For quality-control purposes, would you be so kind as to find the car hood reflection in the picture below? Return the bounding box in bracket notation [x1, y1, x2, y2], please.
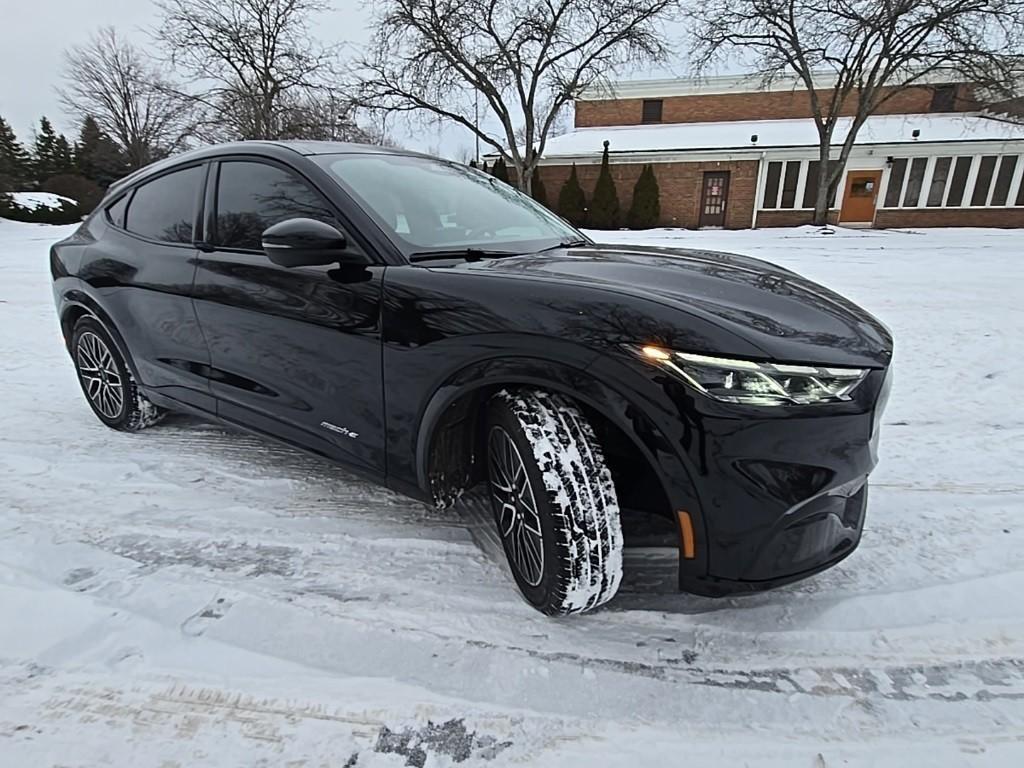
[454, 244, 893, 367]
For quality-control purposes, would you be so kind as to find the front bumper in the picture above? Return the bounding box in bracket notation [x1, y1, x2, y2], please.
[670, 367, 891, 596]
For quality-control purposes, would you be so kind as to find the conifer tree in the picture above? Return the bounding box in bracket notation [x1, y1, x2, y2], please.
[75, 116, 129, 188]
[588, 140, 620, 229]
[532, 168, 549, 209]
[0, 116, 31, 192]
[557, 163, 587, 226]
[627, 164, 661, 229]
[33, 117, 76, 182]
[490, 157, 510, 183]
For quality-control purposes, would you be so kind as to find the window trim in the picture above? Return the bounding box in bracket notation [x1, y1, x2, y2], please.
[206, 154, 375, 260]
[112, 161, 209, 249]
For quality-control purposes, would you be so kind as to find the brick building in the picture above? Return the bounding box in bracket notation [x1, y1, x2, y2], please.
[531, 73, 1024, 229]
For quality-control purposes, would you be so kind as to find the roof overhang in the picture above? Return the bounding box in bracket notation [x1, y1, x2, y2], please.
[578, 68, 964, 101]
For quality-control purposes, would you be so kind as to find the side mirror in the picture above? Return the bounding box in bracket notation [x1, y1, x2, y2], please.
[261, 218, 369, 268]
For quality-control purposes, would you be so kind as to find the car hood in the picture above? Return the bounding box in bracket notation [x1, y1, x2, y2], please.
[459, 243, 893, 368]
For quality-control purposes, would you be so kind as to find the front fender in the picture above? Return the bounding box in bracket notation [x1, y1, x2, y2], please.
[405, 348, 709, 582]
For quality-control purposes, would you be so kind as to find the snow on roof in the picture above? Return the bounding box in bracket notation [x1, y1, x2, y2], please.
[542, 113, 1024, 158]
[8, 192, 77, 210]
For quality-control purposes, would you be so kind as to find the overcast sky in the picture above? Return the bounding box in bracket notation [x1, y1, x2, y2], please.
[0, 0, 691, 157]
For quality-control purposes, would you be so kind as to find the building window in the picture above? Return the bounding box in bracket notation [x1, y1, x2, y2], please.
[780, 162, 801, 208]
[762, 162, 782, 208]
[882, 154, 1024, 209]
[946, 157, 973, 207]
[902, 158, 928, 207]
[990, 156, 1018, 206]
[926, 157, 953, 206]
[929, 84, 957, 112]
[761, 160, 806, 209]
[971, 156, 998, 206]
[641, 99, 663, 123]
[884, 159, 907, 208]
[802, 161, 840, 208]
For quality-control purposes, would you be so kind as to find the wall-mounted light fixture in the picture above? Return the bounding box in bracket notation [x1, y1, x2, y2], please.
[912, 129, 921, 140]
[750, 134, 759, 145]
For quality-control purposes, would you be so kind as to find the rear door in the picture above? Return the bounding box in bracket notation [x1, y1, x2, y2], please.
[80, 163, 215, 413]
[190, 157, 386, 474]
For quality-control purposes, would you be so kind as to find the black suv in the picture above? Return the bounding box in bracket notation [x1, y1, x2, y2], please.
[51, 141, 892, 615]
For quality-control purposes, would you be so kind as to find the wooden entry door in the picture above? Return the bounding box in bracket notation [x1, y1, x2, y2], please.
[839, 170, 882, 223]
[699, 171, 730, 228]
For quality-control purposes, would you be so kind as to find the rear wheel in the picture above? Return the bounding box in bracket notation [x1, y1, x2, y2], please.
[486, 389, 623, 615]
[71, 317, 165, 432]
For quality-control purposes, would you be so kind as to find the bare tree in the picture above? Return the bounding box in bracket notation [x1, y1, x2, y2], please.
[58, 27, 193, 169]
[153, 0, 365, 142]
[358, 0, 675, 193]
[687, 0, 1024, 224]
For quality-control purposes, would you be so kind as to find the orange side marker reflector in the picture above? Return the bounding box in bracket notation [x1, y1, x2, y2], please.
[677, 510, 696, 560]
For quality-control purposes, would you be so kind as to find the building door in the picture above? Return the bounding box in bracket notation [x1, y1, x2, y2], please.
[699, 171, 730, 228]
[839, 170, 883, 224]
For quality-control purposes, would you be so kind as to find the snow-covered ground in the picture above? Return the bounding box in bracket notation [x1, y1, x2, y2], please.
[6, 191, 76, 210]
[1, 219, 1022, 766]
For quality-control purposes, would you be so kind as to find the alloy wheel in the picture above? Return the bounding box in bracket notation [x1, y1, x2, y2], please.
[75, 331, 125, 420]
[487, 426, 545, 586]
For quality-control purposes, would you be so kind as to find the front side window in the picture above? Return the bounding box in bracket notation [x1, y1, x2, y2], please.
[125, 165, 203, 243]
[313, 153, 581, 256]
[214, 161, 342, 251]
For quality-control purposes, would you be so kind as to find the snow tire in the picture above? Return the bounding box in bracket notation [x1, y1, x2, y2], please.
[486, 389, 623, 616]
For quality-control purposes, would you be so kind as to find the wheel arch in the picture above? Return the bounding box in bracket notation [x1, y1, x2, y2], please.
[59, 294, 142, 382]
[415, 355, 683, 526]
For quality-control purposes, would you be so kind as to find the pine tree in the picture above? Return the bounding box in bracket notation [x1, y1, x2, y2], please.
[481, 159, 489, 174]
[0, 116, 31, 192]
[54, 134, 75, 176]
[627, 164, 661, 229]
[33, 117, 60, 182]
[532, 168, 549, 209]
[76, 116, 129, 188]
[588, 140, 620, 229]
[32, 117, 76, 183]
[557, 163, 587, 226]
[491, 157, 510, 183]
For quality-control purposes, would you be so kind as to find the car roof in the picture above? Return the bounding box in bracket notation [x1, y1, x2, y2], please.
[106, 139, 428, 197]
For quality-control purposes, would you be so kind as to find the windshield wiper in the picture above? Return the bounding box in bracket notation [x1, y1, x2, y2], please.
[536, 238, 591, 253]
[409, 248, 521, 263]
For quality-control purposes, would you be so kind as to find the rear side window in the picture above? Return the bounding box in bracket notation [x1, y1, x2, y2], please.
[214, 161, 341, 251]
[105, 194, 129, 228]
[125, 165, 203, 243]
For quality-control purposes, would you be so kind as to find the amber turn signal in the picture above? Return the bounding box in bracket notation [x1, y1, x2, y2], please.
[677, 510, 696, 560]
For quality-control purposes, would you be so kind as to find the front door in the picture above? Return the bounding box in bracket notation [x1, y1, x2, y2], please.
[699, 171, 730, 228]
[191, 158, 386, 475]
[839, 170, 882, 223]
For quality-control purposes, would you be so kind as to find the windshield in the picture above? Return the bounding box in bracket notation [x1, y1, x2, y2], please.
[313, 152, 585, 257]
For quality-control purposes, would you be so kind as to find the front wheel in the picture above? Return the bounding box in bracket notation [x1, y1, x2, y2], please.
[486, 389, 623, 615]
[71, 317, 165, 432]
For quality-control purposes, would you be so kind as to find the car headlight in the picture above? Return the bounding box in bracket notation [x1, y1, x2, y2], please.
[631, 346, 869, 406]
